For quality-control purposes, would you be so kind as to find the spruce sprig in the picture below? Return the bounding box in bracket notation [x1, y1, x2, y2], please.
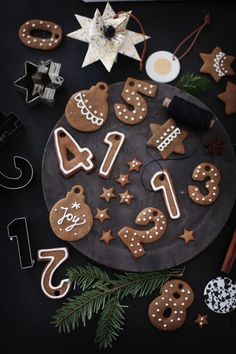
[176, 72, 211, 95]
[52, 265, 184, 349]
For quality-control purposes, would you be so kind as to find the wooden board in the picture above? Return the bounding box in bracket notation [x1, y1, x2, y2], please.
[42, 82, 236, 272]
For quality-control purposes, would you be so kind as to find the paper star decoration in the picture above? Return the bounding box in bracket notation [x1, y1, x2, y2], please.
[100, 187, 115, 202]
[116, 173, 130, 188]
[67, 3, 149, 72]
[119, 190, 134, 205]
[94, 208, 110, 223]
[147, 119, 188, 159]
[127, 158, 143, 172]
[100, 230, 115, 245]
[179, 229, 195, 244]
[194, 314, 209, 328]
[199, 46, 235, 82]
[218, 81, 236, 115]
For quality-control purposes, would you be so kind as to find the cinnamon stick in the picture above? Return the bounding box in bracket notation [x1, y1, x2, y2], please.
[221, 227, 236, 274]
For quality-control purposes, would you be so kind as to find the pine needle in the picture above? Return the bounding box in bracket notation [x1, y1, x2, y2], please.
[176, 73, 211, 96]
[52, 265, 184, 348]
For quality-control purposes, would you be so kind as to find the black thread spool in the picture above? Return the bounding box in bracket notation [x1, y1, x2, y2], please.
[163, 96, 215, 130]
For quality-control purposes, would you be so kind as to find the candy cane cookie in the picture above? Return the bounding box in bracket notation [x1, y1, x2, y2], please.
[188, 162, 221, 205]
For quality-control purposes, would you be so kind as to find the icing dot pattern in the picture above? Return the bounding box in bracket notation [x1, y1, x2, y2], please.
[118, 207, 167, 258]
[188, 162, 221, 205]
[18, 19, 63, 50]
[114, 77, 157, 125]
[148, 279, 194, 331]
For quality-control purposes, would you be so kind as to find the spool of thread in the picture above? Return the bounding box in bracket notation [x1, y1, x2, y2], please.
[163, 96, 215, 130]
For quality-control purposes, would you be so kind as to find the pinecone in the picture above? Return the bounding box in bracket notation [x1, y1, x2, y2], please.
[204, 136, 224, 155]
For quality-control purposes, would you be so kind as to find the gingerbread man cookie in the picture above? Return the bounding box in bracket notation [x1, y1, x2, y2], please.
[114, 77, 157, 125]
[147, 119, 188, 159]
[65, 82, 109, 132]
[151, 170, 180, 219]
[49, 185, 93, 241]
[38, 247, 70, 299]
[148, 279, 194, 331]
[18, 19, 63, 50]
[188, 163, 221, 205]
[118, 207, 167, 258]
[54, 127, 94, 177]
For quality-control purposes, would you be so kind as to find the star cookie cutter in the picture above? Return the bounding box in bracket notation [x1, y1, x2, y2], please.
[14, 60, 64, 104]
[0, 111, 23, 147]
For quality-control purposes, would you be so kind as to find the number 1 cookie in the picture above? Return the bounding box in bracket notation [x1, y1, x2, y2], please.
[114, 77, 157, 125]
[65, 82, 109, 132]
[49, 185, 93, 241]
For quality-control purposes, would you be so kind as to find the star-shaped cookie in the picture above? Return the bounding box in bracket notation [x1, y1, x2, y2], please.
[199, 47, 235, 82]
[179, 229, 195, 244]
[94, 208, 110, 223]
[100, 187, 115, 202]
[194, 314, 209, 328]
[218, 81, 236, 115]
[119, 190, 134, 205]
[99, 230, 115, 245]
[127, 158, 143, 172]
[116, 173, 130, 188]
[147, 119, 188, 159]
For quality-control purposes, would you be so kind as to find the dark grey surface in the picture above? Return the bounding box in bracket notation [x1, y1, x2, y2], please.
[42, 82, 236, 272]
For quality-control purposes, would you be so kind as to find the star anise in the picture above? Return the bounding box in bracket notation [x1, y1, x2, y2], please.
[204, 136, 224, 155]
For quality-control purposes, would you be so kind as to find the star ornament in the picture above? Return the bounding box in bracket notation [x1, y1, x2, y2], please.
[218, 81, 236, 115]
[200, 46, 235, 82]
[67, 3, 149, 72]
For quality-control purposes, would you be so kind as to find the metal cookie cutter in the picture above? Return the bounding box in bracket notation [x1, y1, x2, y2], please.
[14, 60, 64, 104]
[0, 111, 23, 147]
[7, 217, 34, 269]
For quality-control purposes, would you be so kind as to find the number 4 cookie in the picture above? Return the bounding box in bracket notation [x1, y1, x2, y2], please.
[114, 77, 157, 125]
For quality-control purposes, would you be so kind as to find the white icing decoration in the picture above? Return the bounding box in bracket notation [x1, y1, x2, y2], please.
[57, 206, 87, 232]
[74, 92, 104, 126]
[213, 51, 227, 77]
[151, 170, 181, 219]
[157, 127, 181, 152]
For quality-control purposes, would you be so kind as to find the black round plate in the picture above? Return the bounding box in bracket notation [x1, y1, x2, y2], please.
[42, 82, 236, 272]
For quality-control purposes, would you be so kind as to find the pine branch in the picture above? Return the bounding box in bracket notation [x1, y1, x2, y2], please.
[52, 266, 184, 348]
[176, 73, 211, 95]
[95, 295, 126, 349]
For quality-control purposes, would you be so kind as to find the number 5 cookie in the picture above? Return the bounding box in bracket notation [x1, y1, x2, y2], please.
[65, 82, 109, 132]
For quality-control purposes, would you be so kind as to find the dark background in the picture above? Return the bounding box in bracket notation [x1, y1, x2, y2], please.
[0, 1, 235, 353]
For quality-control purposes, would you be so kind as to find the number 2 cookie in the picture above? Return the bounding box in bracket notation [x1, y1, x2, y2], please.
[49, 185, 93, 241]
[188, 162, 221, 205]
[65, 82, 109, 132]
[114, 77, 157, 125]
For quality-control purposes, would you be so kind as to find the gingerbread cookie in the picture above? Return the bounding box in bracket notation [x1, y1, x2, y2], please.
[151, 170, 180, 219]
[118, 207, 167, 258]
[49, 185, 93, 241]
[179, 229, 195, 244]
[18, 19, 63, 50]
[114, 77, 157, 125]
[54, 127, 94, 177]
[119, 190, 134, 205]
[148, 279, 194, 331]
[94, 208, 110, 223]
[147, 119, 188, 159]
[65, 82, 109, 132]
[199, 47, 235, 82]
[127, 158, 143, 172]
[100, 230, 115, 245]
[218, 81, 236, 115]
[188, 163, 221, 205]
[194, 314, 209, 328]
[38, 247, 70, 299]
[99, 131, 125, 178]
[116, 173, 130, 188]
[100, 187, 115, 202]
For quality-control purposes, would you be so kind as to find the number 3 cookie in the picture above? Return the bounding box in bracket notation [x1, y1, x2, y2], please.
[49, 185, 93, 241]
[148, 279, 194, 331]
[65, 83, 109, 132]
[188, 162, 221, 205]
[114, 77, 157, 125]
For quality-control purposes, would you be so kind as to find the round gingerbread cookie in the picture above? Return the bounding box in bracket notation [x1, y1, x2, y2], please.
[65, 82, 109, 132]
[204, 276, 236, 314]
[148, 279, 194, 331]
[49, 185, 93, 242]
